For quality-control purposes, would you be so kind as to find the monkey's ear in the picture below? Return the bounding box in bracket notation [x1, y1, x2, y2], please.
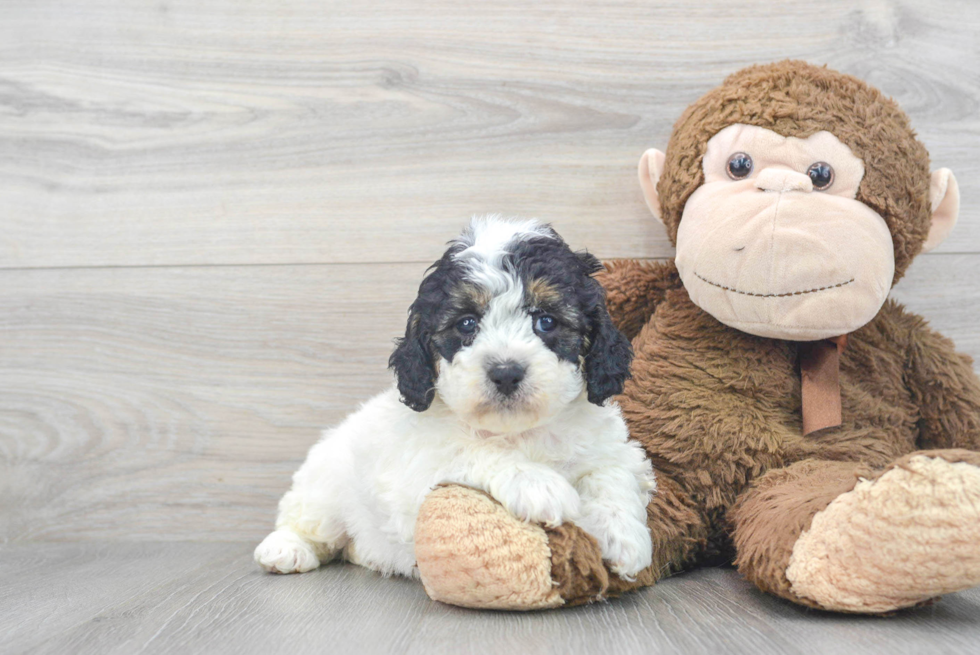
[922, 168, 960, 253]
[388, 314, 436, 412]
[584, 302, 634, 406]
[638, 148, 667, 224]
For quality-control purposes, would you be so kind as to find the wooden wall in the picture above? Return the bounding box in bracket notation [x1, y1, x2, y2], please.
[2, 0, 979, 542]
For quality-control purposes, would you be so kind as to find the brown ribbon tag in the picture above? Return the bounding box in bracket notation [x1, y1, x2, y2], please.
[799, 335, 848, 436]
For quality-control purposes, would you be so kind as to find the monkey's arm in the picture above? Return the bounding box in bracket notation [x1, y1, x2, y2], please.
[596, 259, 682, 340]
[414, 469, 709, 609]
[905, 317, 980, 450]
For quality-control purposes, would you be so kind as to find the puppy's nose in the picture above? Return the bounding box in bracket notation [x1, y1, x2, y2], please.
[488, 361, 525, 396]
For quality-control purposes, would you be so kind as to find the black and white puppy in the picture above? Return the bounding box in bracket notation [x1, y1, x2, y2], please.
[255, 217, 655, 579]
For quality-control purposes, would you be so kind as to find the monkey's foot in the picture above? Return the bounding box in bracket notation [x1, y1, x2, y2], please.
[414, 485, 564, 610]
[786, 451, 980, 613]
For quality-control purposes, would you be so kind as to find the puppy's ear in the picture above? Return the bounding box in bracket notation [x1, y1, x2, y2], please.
[388, 311, 436, 412]
[584, 286, 633, 405]
[576, 250, 604, 276]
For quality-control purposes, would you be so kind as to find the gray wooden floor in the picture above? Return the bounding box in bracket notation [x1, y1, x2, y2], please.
[2, 0, 980, 652]
[1, 543, 978, 655]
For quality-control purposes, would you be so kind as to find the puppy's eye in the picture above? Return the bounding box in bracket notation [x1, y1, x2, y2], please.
[806, 162, 834, 190]
[455, 316, 479, 335]
[534, 315, 557, 333]
[726, 152, 753, 179]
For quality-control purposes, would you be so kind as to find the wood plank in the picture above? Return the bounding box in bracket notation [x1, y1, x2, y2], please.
[2, 0, 978, 269]
[0, 262, 416, 542]
[0, 542, 248, 654]
[1, 543, 978, 655]
[891, 254, 980, 357]
[1, 253, 978, 542]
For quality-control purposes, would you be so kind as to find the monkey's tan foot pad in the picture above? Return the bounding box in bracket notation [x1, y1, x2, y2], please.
[415, 485, 564, 610]
[786, 453, 980, 613]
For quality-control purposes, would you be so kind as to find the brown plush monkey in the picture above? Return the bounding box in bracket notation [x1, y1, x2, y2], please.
[413, 61, 980, 614]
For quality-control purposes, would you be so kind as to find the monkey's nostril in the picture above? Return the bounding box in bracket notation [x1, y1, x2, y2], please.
[734, 246, 746, 252]
[488, 361, 525, 397]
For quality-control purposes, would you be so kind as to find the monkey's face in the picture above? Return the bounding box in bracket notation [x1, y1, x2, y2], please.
[673, 124, 894, 340]
[639, 62, 961, 342]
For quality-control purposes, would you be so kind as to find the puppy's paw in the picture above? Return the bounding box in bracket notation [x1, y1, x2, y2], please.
[496, 472, 581, 528]
[254, 529, 321, 574]
[606, 522, 653, 579]
[581, 513, 653, 579]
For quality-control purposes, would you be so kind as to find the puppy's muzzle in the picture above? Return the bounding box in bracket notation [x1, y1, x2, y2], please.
[487, 360, 525, 397]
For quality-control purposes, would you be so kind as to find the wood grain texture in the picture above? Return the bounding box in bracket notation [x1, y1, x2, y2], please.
[1, 543, 978, 655]
[0, 263, 411, 541]
[1, 1, 980, 642]
[1, 254, 978, 542]
[1, 0, 979, 268]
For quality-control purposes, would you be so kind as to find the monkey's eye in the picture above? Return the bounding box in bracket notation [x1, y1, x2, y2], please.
[726, 152, 753, 179]
[455, 316, 479, 335]
[534, 315, 557, 334]
[807, 162, 834, 190]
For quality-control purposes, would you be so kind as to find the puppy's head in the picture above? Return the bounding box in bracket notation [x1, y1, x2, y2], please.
[389, 216, 633, 433]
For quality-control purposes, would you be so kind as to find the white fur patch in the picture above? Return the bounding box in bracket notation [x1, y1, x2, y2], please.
[452, 215, 553, 294]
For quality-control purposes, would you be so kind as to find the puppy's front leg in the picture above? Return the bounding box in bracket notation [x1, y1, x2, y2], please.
[491, 464, 582, 528]
[459, 456, 582, 528]
[574, 447, 655, 579]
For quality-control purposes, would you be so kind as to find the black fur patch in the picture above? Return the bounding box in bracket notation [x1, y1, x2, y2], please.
[509, 233, 633, 404]
[389, 225, 633, 411]
[389, 242, 468, 411]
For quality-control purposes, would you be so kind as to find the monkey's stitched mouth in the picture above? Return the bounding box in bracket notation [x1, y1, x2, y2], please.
[694, 272, 855, 298]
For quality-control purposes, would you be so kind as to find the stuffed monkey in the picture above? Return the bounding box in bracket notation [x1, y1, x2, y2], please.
[413, 61, 980, 614]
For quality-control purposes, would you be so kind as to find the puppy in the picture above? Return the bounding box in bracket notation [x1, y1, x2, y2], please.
[254, 217, 655, 579]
